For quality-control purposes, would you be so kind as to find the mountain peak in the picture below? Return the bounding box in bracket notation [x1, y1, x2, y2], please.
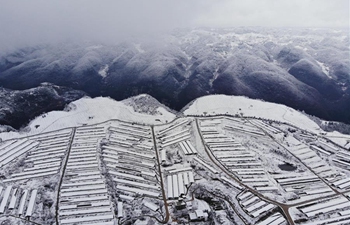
[122, 93, 178, 117]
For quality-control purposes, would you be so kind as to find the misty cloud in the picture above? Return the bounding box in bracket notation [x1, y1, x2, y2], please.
[0, 0, 348, 52]
[194, 0, 349, 28]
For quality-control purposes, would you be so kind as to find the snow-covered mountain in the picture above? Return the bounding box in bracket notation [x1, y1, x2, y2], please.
[184, 94, 322, 133]
[0, 83, 85, 129]
[0, 94, 176, 140]
[1, 93, 350, 153]
[0, 27, 349, 124]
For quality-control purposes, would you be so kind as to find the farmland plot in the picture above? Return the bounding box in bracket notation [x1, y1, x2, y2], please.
[0, 129, 75, 224]
[165, 168, 195, 199]
[197, 116, 345, 205]
[101, 121, 165, 223]
[198, 117, 278, 191]
[3, 129, 73, 183]
[332, 143, 350, 170]
[256, 212, 287, 225]
[156, 118, 192, 149]
[284, 139, 340, 180]
[155, 118, 211, 202]
[58, 125, 115, 225]
[154, 118, 204, 171]
[290, 196, 350, 225]
[1, 107, 350, 225]
[237, 191, 279, 219]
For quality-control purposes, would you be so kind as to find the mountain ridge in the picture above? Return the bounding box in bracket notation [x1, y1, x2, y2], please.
[0, 83, 85, 129]
[1, 93, 350, 151]
[0, 27, 349, 123]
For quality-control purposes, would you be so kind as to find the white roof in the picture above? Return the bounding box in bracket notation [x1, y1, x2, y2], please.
[195, 209, 204, 217]
[189, 213, 197, 220]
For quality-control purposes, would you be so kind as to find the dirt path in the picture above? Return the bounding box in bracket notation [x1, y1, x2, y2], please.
[54, 127, 76, 225]
[151, 126, 170, 224]
[194, 118, 295, 225]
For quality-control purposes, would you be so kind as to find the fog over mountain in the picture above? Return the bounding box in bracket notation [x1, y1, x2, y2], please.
[0, 0, 349, 128]
[0, 0, 348, 53]
[1, 27, 349, 126]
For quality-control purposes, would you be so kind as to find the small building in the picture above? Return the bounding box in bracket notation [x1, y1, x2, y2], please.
[175, 199, 186, 210]
[143, 200, 159, 212]
[25, 189, 37, 219]
[186, 201, 193, 210]
[117, 202, 123, 218]
[160, 150, 166, 164]
[195, 209, 204, 219]
[189, 210, 208, 222]
[189, 212, 198, 221]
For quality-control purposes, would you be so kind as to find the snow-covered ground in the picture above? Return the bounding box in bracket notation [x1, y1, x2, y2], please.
[325, 131, 350, 148]
[316, 60, 331, 78]
[184, 95, 322, 133]
[1, 93, 350, 225]
[98, 64, 109, 77]
[0, 96, 176, 140]
[2, 94, 347, 142]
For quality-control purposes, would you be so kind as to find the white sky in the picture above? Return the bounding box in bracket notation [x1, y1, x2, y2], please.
[0, 0, 348, 51]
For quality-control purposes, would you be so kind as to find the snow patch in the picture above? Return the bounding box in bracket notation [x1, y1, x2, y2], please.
[98, 65, 109, 78]
[134, 94, 149, 99]
[156, 107, 174, 119]
[295, 45, 308, 51]
[134, 43, 145, 53]
[316, 60, 331, 78]
[86, 45, 103, 50]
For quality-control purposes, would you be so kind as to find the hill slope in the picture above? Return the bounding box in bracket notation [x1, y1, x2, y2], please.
[0, 94, 176, 140]
[0, 83, 85, 129]
[184, 94, 321, 133]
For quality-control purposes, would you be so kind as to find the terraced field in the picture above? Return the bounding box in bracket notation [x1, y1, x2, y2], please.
[0, 115, 350, 225]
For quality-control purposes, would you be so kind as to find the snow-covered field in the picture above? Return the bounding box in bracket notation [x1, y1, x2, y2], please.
[184, 95, 322, 133]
